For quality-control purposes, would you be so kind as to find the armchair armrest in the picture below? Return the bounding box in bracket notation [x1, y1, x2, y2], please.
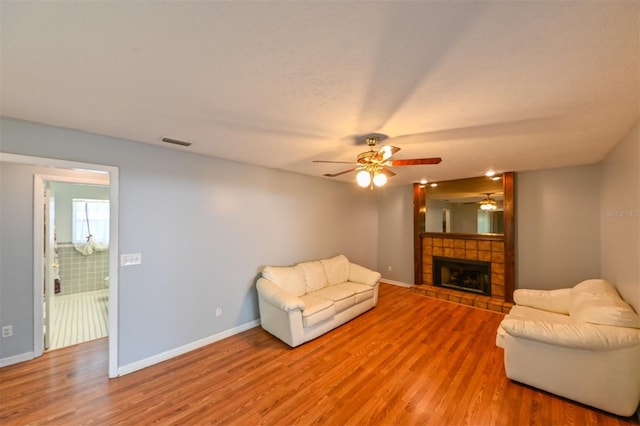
[513, 288, 571, 314]
[500, 318, 640, 350]
[256, 278, 306, 312]
[348, 263, 381, 287]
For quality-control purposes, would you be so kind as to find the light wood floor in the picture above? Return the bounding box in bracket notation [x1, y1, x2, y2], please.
[1, 283, 638, 425]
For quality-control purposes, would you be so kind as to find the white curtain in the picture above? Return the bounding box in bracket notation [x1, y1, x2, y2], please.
[72, 199, 109, 255]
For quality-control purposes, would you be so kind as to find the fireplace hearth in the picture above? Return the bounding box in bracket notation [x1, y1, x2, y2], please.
[433, 256, 491, 296]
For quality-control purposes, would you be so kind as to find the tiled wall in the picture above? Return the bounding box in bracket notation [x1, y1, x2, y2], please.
[422, 235, 505, 301]
[56, 244, 109, 295]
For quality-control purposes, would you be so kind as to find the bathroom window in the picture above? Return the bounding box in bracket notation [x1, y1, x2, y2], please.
[72, 199, 110, 244]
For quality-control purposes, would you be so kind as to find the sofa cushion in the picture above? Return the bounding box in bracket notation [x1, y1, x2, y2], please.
[334, 282, 374, 303]
[310, 286, 355, 312]
[571, 278, 617, 296]
[570, 279, 640, 329]
[262, 266, 306, 297]
[321, 255, 350, 285]
[296, 261, 329, 293]
[499, 316, 640, 350]
[299, 295, 335, 327]
[513, 288, 571, 314]
[348, 263, 382, 286]
[571, 296, 640, 329]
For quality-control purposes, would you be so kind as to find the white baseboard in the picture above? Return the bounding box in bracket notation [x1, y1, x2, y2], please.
[0, 351, 35, 367]
[380, 279, 412, 288]
[117, 319, 261, 377]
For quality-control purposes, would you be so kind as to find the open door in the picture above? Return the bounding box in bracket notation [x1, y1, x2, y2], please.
[43, 185, 57, 351]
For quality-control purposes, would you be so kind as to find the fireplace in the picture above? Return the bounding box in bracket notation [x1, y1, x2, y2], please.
[433, 256, 491, 296]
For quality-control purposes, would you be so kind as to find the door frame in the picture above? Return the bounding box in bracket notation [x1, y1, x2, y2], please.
[0, 153, 119, 378]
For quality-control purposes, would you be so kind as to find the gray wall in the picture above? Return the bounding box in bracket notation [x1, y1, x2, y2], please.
[376, 185, 414, 284]
[0, 117, 378, 366]
[450, 203, 478, 234]
[516, 164, 602, 290]
[600, 123, 639, 312]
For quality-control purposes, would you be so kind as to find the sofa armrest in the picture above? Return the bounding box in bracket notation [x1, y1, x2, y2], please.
[513, 288, 571, 314]
[500, 318, 640, 350]
[256, 278, 306, 312]
[348, 263, 381, 287]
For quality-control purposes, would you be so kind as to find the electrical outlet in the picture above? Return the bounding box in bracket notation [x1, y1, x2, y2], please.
[2, 325, 13, 338]
[388, 265, 392, 272]
[215, 308, 223, 317]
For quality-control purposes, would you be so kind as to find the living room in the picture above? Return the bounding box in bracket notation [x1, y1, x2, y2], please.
[0, 1, 638, 424]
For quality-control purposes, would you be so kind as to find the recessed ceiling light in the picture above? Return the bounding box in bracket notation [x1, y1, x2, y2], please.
[485, 170, 496, 177]
[430, 183, 438, 187]
[420, 179, 428, 184]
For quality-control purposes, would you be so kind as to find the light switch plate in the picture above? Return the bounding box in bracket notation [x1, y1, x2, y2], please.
[121, 253, 142, 266]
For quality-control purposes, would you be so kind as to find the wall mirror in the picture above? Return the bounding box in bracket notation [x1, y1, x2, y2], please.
[425, 176, 504, 234]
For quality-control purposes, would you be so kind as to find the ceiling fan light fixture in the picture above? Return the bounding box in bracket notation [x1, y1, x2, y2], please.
[373, 172, 387, 187]
[479, 193, 498, 211]
[356, 170, 371, 187]
[480, 202, 497, 211]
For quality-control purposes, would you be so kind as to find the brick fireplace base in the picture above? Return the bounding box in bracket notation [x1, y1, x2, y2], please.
[410, 285, 513, 313]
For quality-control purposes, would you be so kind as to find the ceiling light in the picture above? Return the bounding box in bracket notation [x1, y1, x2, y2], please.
[373, 172, 387, 187]
[485, 170, 496, 177]
[356, 170, 371, 187]
[479, 193, 498, 210]
[430, 183, 438, 187]
[480, 201, 497, 211]
[420, 179, 428, 185]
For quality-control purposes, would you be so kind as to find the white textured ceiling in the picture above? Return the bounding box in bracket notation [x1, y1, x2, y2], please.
[1, 1, 638, 186]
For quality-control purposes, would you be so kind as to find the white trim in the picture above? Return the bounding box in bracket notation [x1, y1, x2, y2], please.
[117, 320, 261, 377]
[33, 176, 45, 357]
[1, 153, 119, 378]
[381, 279, 412, 288]
[0, 351, 36, 368]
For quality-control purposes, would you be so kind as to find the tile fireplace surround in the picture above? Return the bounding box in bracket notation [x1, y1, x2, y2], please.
[411, 234, 513, 313]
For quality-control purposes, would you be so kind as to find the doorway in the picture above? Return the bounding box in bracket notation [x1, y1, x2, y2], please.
[44, 181, 111, 351]
[0, 153, 119, 378]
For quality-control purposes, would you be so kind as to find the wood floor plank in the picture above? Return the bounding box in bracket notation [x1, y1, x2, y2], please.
[1, 283, 638, 425]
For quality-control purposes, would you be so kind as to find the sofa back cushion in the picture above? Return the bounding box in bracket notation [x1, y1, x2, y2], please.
[262, 266, 306, 297]
[321, 255, 350, 285]
[570, 279, 640, 329]
[296, 261, 328, 292]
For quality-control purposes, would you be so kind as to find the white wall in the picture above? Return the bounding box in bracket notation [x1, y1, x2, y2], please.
[376, 185, 414, 284]
[0, 117, 378, 367]
[516, 164, 602, 290]
[600, 123, 639, 312]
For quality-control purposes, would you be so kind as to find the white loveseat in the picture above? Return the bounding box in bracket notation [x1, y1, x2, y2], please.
[256, 255, 381, 347]
[496, 279, 640, 416]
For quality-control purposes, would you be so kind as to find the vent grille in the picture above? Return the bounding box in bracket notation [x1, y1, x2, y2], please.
[161, 137, 192, 147]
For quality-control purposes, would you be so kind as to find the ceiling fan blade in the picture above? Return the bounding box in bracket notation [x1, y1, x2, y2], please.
[380, 167, 396, 177]
[313, 160, 357, 164]
[323, 167, 359, 178]
[390, 157, 442, 166]
[377, 145, 401, 161]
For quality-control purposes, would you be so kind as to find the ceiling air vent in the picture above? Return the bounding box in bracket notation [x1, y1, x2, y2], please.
[161, 137, 192, 147]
